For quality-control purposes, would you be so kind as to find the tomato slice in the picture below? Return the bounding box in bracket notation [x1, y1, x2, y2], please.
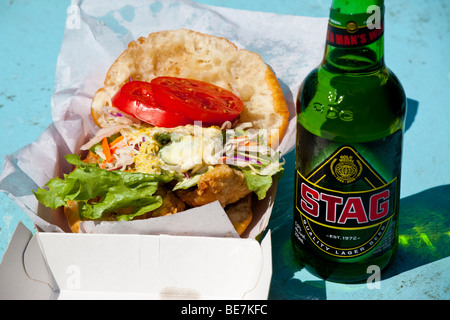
[111, 81, 192, 128]
[150, 77, 244, 124]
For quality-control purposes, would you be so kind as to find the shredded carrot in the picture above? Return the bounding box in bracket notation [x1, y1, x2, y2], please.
[239, 140, 258, 147]
[109, 135, 125, 154]
[102, 137, 114, 163]
[219, 156, 229, 163]
[109, 135, 124, 148]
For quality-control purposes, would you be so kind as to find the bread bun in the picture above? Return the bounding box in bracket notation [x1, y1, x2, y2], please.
[91, 29, 289, 146]
[225, 195, 253, 236]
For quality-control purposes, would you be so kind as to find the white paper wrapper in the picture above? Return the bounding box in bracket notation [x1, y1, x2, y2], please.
[0, 0, 327, 238]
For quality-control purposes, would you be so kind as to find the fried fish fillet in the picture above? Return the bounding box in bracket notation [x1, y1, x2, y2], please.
[175, 164, 252, 208]
[146, 186, 186, 218]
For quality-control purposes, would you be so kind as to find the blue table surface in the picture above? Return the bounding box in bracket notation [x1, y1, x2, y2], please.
[0, 0, 449, 300]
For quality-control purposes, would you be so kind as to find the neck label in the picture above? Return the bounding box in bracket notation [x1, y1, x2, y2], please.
[327, 6, 384, 48]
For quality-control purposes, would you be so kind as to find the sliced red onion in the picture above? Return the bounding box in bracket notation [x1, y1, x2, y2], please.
[110, 111, 123, 117]
[108, 166, 123, 171]
[229, 155, 261, 165]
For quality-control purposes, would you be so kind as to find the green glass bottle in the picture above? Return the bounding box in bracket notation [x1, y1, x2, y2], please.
[292, 0, 406, 283]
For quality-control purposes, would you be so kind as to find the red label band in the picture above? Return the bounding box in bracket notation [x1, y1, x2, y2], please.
[326, 20, 384, 48]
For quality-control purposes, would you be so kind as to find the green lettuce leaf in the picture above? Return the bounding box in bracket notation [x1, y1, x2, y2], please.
[241, 165, 284, 200]
[172, 174, 202, 191]
[34, 154, 175, 221]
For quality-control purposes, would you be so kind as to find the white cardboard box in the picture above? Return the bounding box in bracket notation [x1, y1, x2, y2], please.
[0, 222, 272, 300]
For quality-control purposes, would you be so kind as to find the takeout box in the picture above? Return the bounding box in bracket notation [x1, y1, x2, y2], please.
[0, 0, 327, 300]
[0, 221, 272, 300]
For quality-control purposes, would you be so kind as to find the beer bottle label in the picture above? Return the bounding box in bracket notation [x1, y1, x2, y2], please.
[294, 126, 402, 259]
[326, 6, 384, 48]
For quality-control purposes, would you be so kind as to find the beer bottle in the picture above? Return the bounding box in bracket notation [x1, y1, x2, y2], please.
[292, 0, 406, 283]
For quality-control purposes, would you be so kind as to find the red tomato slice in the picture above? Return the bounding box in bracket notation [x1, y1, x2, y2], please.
[111, 81, 192, 128]
[150, 77, 244, 124]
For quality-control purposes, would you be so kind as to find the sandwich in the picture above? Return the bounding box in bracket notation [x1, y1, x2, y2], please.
[34, 29, 289, 236]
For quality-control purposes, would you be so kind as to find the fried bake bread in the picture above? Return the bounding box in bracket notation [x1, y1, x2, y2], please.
[91, 29, 289, 147]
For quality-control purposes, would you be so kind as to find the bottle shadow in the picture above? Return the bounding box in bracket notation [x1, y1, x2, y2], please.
[268, 150, 327, 300]
[267, 150, 449, 299]
[382, 184, 450, 279]
[405, 98, 418, 132]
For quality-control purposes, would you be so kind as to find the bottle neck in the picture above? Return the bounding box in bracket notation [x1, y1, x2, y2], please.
[322, 0, 385, 73]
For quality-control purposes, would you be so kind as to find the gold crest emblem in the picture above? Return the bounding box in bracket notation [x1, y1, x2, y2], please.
[331, 155, 362, 184]
[346, 21, 359, 33]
